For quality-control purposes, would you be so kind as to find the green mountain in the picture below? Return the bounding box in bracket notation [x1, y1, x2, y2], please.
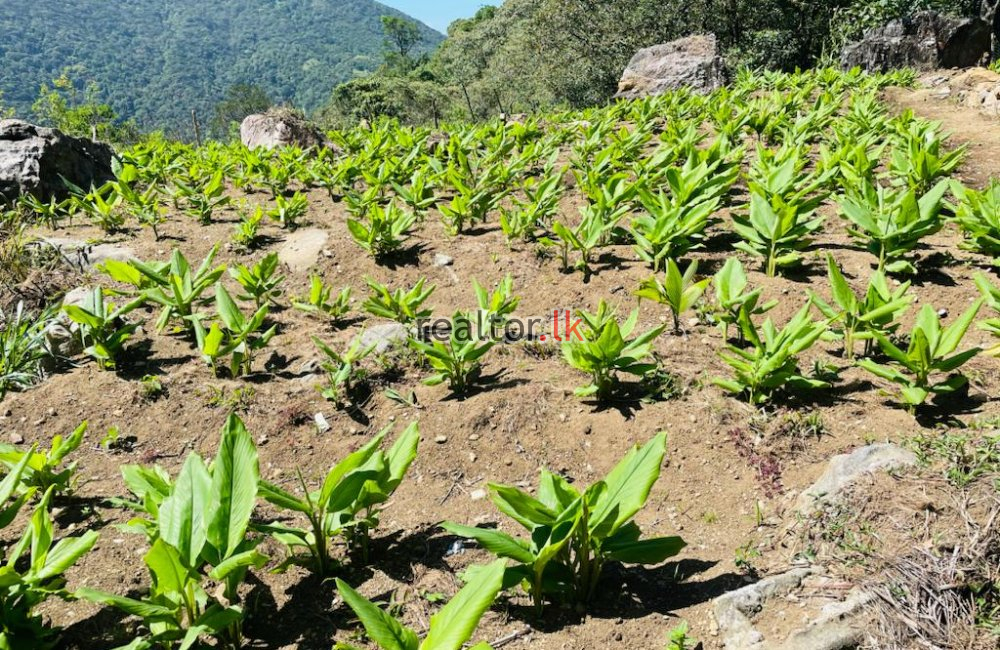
[0, 0, 442, 133]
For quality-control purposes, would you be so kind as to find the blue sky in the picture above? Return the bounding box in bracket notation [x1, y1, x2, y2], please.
[380, 0, 488, 33]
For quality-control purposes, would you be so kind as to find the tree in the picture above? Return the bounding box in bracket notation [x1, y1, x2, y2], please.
[212, 83, 273, 139]
[381, 15, 424, 71]
[31, 69, 137, 143]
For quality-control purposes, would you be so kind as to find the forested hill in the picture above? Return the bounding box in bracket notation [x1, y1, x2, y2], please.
[0, 0, 441, 133]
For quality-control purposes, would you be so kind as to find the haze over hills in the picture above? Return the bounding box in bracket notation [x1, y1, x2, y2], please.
[0, 0, 442, 133]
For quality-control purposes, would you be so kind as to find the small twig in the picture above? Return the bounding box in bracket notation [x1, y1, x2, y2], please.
[491, 627, 531, 649]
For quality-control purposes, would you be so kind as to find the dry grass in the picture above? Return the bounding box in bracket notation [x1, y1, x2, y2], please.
[865, 491, 1000, 649]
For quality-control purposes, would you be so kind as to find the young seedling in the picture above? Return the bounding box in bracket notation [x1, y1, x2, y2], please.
[292, 276, 352, 322]
[190, 284, 277, 377]
[409, 312, 495, 395]
[347, 201, 417, 261]
[443, 433, 684, 614]
[62, 287, 146, 370]
[635, 259, 711, 334]
[712, 258, 776, 343]
[809, 254, 913, 360]
[362, 278, 434, 324]
[0, 422, 86, 496]
[258, 422, 419, 574]
[714, 303, 831, 405]
[131, 245, 226, 333]
[840, 179, 948, 275]
[228, 252, 285, 308]
[313, 335, 375, 409]
[733, 190, 824, 277]
[267, 191, 308, 230]
[561, 306, 664, 399]
[2, 487, 98, 648]
[952, 180, 1000, 265]
[334, 559, 505, 650]
[857, 301, 983, 412]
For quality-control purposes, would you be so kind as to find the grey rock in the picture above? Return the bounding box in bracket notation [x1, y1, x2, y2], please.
[42, 238, 136, 271]
[615, 34, 727, 99]
[775, 589, 872, 650]
[433, 253, 454, 267]
[360, 323, 410, 354]
[795, 444, 917, 515]
[714, 568, 815, 650]
[0, 120, 114, 203]
[841, 11, 990, 72]
[240, 109, 329, 151]
[277, 228, 328, 273]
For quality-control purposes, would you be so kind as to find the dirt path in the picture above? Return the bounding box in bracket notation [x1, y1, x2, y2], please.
[885, 84, 1000, 188]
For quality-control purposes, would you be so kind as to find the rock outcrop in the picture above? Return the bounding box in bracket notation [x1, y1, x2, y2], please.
[0, 120, 114, 203]
[841, 11, 991, 72]
[240, 108, 328, 150]
[615, 34, 727, 99]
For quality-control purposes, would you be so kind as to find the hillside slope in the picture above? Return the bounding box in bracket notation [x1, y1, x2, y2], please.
[0, 0, 441, 132]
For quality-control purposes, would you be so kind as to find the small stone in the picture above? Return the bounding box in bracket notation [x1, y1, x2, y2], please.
[433, 253, 454, 267]
[938, 308, 949, 318]
[314, 413, 330, 433]
[8, 433, 23, 444]
[258, 435, 269, 446]
[468, 433, 480, 441]
[435, 435, 448, 444]
[470, 489, 487, 501]
[468, 452, 477, 463]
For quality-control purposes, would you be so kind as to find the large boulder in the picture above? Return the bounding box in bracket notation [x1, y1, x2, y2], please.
[240, 108, 327, 150]
[615, 34, 727, 99]
[841, 11, 991, 72]
[985, 0, 1000, 56]
[0, 120, 114, 203]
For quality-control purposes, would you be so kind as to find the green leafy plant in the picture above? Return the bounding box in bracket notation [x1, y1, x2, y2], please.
[232, 204, 264, 250]
[362, 278, 434, 324]
[952, 180, 1000, 265]
[443, 433, 684, 613]
[809, 254, 913, 360]
[0, 486, 98, 649]
[0, 302, 53, 399]
[0, 423, 86, 496]
[258, 422, 419, 574]
[712, 258, 776, 343]
[888, 120, 965, 192]
[733, 190, 824, 276]
[500, 172, 564, 243]
[190, 284, 277, 377]
[472, 275, 519, 329]
[347, 201, 417, 260]
[313, 335, 375, 408]
[409, 312, 495, 394]
[79, 414, 265, 650]
[561, 305, 664, 399]
[714, 303, 830, 404]
[62, 287, 145, 370]
[228, 252, 284, 308]
[292, 276, 351, 322]
[170, 169, 230, 225]
[840, 179, 948, 275]
[267, 191, 309, 230]
[857, 302, 983, 412]
[131, 246, 226, 333]
[635, 259, 711, 334]
[630, 191, 716, 271]
[333, 558, 504, 650]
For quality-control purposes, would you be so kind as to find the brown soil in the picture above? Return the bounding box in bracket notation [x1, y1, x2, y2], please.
[5, 81, 1000, 650]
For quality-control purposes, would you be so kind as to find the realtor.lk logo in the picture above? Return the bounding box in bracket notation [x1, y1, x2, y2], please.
[417, 310, 585, 344]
